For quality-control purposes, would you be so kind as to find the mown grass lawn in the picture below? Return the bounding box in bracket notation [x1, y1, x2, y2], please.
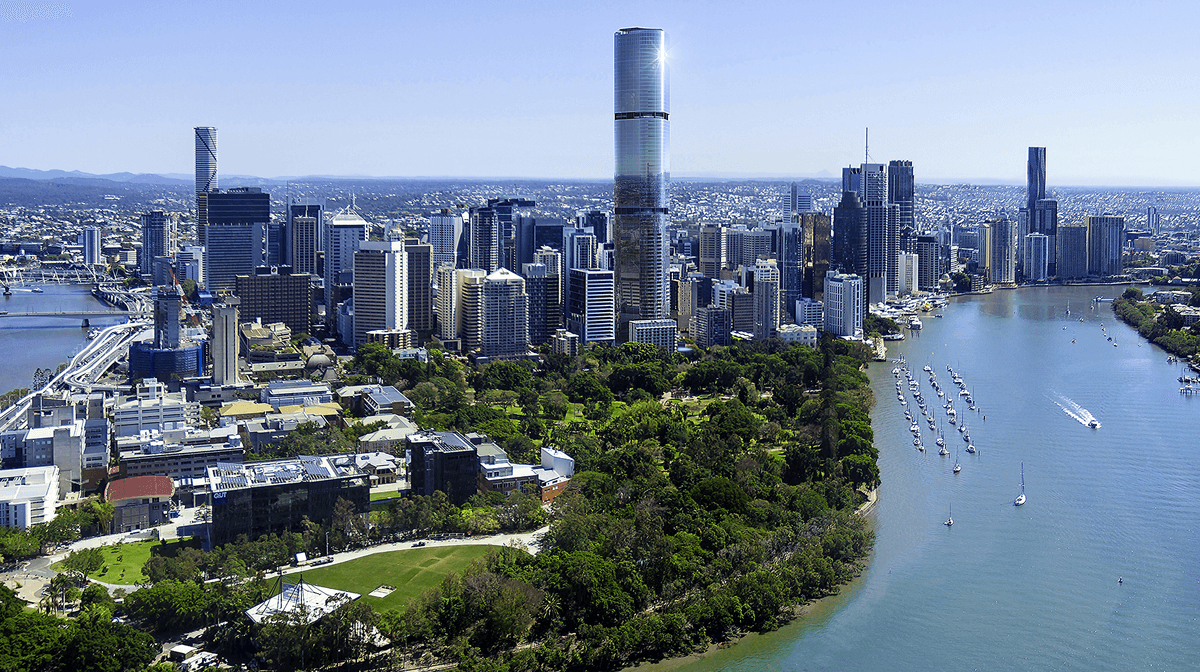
[294, 544, 502, 612]
[54, 537, 196, 585]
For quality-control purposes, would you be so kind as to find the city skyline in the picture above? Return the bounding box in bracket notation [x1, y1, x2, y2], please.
[3, 1, 1200, 185]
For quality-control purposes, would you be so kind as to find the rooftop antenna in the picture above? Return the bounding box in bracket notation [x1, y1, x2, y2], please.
[865, 127, 871, 163]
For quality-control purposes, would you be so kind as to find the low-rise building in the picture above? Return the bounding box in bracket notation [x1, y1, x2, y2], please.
[777, 323, 819, 348]
[206, 456, 370, 548]
[0, 466, 59, 529]
[406, 431, 479, 506]
[106, 475, 174, 533]
[112, 378, 200, 438]
[119, 435, 245, 480]
[260, 380, 333, 410]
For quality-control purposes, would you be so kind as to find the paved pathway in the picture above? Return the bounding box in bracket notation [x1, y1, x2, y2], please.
[281, 526, 548, 576]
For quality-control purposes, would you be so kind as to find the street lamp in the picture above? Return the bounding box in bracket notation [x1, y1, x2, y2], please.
[325, 530, 330, 559]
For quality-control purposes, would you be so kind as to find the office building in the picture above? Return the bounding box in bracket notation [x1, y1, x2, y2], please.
[140, 211, 176, 276]
[1, 422, 85, 495]
[789, 182, 813, 219]
[407, 431, 479, 506]
[429, 209, 464, 268]
[285, 202, 322, 277]
[823, 271, 863, 339]
[206, 456, 370, 547]
[204, 188, 270, 292]
[1032, 199, 1059, 276]
[0, 466, 59, 529]
[195, 127, 217, 244]
[211, 298, 239, 385]
[324, 207, 367, 320]
[130, 287, 203, 381]
[854, 163, 898, 302]
[888, 160, 915, 244]
[833, 191, 868, 277]
[914, 235, 941, 291]
[1024, 233, 1050, 281]
[752, 258, 780, 339]
[614, 27, 671, 335]
[567, 268, 616, 345]
[691, 306, 731, 348]
[795, 298, 823, 327]
[564, 226, 598, 271]
[1056, 224, 1088, 279]
[468, 205, 501, 272]
[522, 263, 558, 346]
[577, 210, 610, 245]
[352, 241, 407, 349]
[533, 247, 563, 320]
[80, 226, 102, 265]
[802, 212, 833, 303]
[176, 246, 203, 285]
[406, 240, 434, 333]
[1027, 147, 1046, 216]
[628, 319, 677, 349]
[235, 267, 313, 336]
[476, 268, 529, 360]
[1086, 215, 1125, 277]
[152, 256, 175, 288]
[991, 217, 1017, 284]
[698, 224, 725, 278]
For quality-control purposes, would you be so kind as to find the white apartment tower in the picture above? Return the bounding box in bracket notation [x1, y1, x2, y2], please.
[480, 268, 529, 359]
[352, 240, 408, 349]
[824, 271, 863, 339]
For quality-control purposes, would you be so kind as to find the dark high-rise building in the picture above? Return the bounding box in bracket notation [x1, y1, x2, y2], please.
[139, 211, 175, 277]
[802, 212, 832, 303]
[614, 27, 670, 336]
[888, 160, 915, 246]
[291, 216, 320, 277]
[577, 210, 610, 245]
[204, 188, 270, 292]
[1086, 215, 1125, 277]
[195, 127, 217, 245]
[468, 205, 500, 272]
[1027, 147, 1046, 216]
[1033, 198, 1059, 276]
[234, 267, 313, 336]
[522, 263, 557, 346]
[406, 239, 434, 333]
[915, 235, 942, 291]
[286, 200, 324, 271]
[833, 191, 868, 277]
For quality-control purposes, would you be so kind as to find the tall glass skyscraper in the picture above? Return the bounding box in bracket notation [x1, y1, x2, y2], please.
[1027, 147, 1046, 214]
[195, 127, 217, 245]
[614, 27, 670, 334]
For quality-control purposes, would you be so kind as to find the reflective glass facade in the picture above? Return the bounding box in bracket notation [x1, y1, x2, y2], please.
[614, 27, 670, 333]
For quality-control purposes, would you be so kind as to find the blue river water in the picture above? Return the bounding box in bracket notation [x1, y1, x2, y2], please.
[0, 284, 126, 394]
[647, 284, 1200, 671]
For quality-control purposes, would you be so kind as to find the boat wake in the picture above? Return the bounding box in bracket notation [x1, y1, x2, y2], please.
[1048, 392, 1100, 428]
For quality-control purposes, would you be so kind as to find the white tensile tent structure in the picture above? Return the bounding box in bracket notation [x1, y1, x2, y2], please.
[245, 577, 361, 625]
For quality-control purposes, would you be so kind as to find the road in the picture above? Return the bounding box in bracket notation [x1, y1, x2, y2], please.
[0, 319, 151, 430]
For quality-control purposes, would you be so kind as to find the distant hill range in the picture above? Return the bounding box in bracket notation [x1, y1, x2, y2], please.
[0, 165, 191, 186]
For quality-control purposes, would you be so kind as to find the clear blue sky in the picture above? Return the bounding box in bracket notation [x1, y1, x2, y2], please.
[2, 0, 1198, 185]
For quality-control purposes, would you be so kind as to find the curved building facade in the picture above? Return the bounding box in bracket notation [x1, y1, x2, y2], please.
[614, 27, 670, 335]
